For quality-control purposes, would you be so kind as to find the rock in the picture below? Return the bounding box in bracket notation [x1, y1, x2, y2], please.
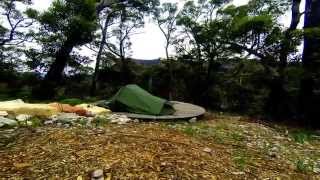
[44, 120, 54, 125]
[133, 119, 140, 123]
[189, 117, 197, 123]
[16, 114, 32, 122]
[203, 147, 212, 153]
[0, 117, 18, 128]
[268, 151, 278, 158]
[313, 168, 320, 174]
[49, 115, 58, 121]
[108, 114, 132, 125]
[91, 169, 104, 180]
[0, 111, 8, 117]
[55, 113, 80, 124]
[26, 121, 33, 126]
[231, 172, 245, 175]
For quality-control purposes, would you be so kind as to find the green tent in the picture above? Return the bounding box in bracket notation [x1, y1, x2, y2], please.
[103, 84, 175, 115]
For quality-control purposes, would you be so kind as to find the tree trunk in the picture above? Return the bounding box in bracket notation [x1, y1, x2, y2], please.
[166, 42, 173, 100]
[268, 0, 301, 119]
[39, 1, 112, 98]
[302, 0, 320, 68]
[45, 40, 74, 83]
[279, 0, 301, 68]
[90, 16, 110, 96]
[35, 39, 74, 99]
[300, 0, 320, 126]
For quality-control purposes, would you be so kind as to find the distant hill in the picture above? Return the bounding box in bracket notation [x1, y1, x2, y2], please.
[130, 58, 161, 66]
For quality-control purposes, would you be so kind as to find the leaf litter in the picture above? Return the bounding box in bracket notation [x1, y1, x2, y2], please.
[0, 114, 319, 179]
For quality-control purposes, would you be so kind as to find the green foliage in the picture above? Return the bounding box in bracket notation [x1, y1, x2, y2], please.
[92, 116, 109, 127]
[290, 130, 316, 144]
[59, 98, 85, 105]
[232, 149, 251, 170]
[296, 159, 313, 173]
[29, 117, 42, 128]
[37, 0, 97, 44]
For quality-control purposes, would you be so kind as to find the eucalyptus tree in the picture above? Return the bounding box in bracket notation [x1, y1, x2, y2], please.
[176, 0, 231, 81]
[29, 0, 158, 98]
[153, 2, 178, 99]
[33, 0, 97, 85]
[0, 0, 36, 68]
[0, 0, 35, 47]
[90, 0, 159, 94]
[30, 0, 157, 92]
[105, 6, 145, 82]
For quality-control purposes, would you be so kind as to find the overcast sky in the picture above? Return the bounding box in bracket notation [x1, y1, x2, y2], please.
[29, 0, 305, 60]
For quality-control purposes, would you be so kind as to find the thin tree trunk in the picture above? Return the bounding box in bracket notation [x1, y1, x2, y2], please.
[269, 0, 302, 119]
[90, 16, 110, 96]
[279, 0, 302, 68]
[166, 41, 173, 100]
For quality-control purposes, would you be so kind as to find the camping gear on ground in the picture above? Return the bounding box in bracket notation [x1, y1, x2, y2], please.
[75, 104, 111, 115]
[0, 99, 60, 117]
[0, 100, 111, 117]
[99, 84, 175, 116]
[98, 84, 206, 119]
[116, 101, 206, 120]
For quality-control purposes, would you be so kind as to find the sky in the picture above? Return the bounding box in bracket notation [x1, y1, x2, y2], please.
[28, 0, 305, 60]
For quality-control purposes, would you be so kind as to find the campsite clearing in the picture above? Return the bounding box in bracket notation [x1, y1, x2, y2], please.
[0, 113, 319, 179]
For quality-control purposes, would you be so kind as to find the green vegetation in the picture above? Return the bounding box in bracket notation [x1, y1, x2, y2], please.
[59, 98, 85, 106]
[28, 117, 42, 128]
[290, 130, 317, 144]
[92, 116, 109, 127]
[232, 150, 251, 170]
[296, 159, 313, 173]
[1, 0, 320, 127]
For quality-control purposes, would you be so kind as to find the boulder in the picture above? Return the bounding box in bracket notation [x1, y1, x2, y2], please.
[0, 117, 18, 128]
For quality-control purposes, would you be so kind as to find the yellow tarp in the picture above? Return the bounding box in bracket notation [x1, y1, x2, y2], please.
[0, 100, 59, 117]
[75, 104, 111, 115]
[0, 100, 111, 117]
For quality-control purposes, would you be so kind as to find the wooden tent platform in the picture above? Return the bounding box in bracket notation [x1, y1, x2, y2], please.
[114, 101, 206, 120]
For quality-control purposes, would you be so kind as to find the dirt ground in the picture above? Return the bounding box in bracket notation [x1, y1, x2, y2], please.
[0, 114, 319, 179]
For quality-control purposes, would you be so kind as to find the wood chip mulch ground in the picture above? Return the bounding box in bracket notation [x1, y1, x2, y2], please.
[0, 120, 319, 179]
